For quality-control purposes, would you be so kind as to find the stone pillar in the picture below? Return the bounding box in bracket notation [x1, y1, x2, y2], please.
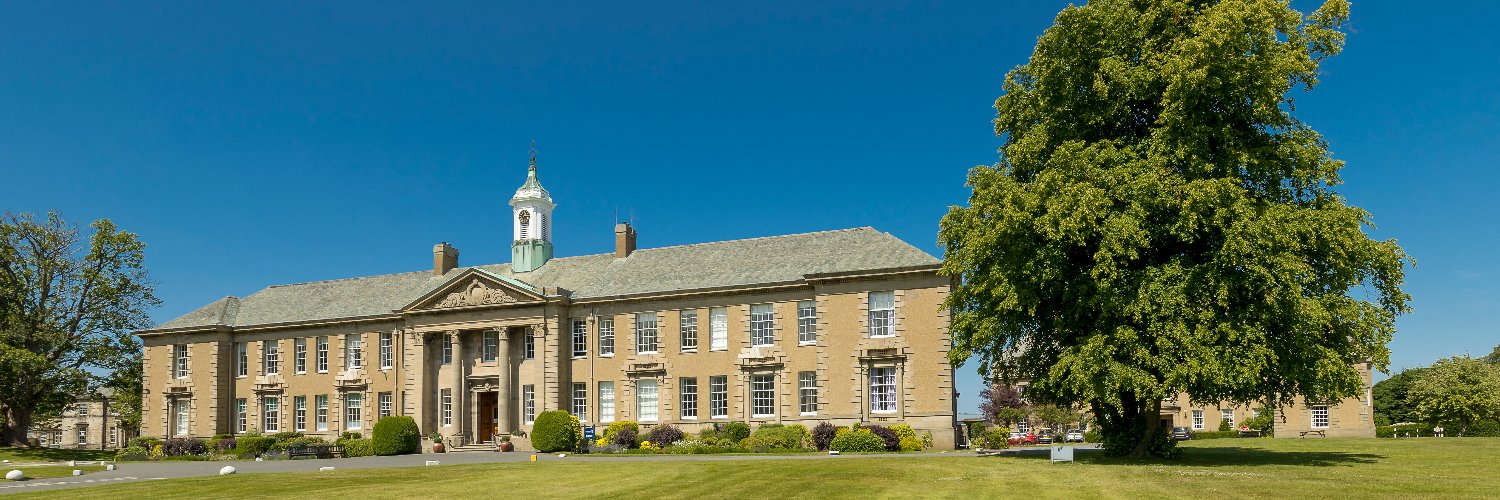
[450, 330, 466, 445]
[496, 328, 513, 433]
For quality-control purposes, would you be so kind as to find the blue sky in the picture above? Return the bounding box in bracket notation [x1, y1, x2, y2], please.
[3, 1, 1497, 414]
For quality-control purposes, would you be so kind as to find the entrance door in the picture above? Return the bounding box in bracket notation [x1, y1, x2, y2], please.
[478, 392, 498, 443]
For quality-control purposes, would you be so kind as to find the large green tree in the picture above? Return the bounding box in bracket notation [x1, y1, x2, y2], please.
[0, 212, 157, 446]
[1372, 367, 1427, 425]
[940, 0, 1409, 457]
[1410, 356, 1500, 436]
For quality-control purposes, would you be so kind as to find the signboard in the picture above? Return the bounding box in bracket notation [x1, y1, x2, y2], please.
[584, 426, 596, 441]
[1050, 445, 1074, 463]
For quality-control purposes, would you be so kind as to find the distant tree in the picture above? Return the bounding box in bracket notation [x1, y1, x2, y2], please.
[0, 212, 157, 446]
[979, 384, 1024, 419]
[1410, 356, 1500, 436]
[1485, 344, 1500, 364]
[939, 0, 1410, 458]
[1032, 404, 1081, 432]
[1372, 367, 1428, 425]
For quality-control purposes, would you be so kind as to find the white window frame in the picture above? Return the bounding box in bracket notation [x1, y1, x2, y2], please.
[294, 396, 307, 432]
[868, 291, 895, 338]
[262, 396, 280, 432]
[599, 382, 615, 423]
[797, 301, 817, 344]
[750, 304, 775, 346]
[524, 331, 535, 359]
[345, 393, 363, 430]
[572, 383, 588, 421]
[235, 398, 247, 433]
[315, 395, 329, 431]
[378, 392, 393, 419]
[315, 337, 329, 373]
[442, 338, 453, 365]
[379, 332, 394, 369]
[751, 374, 775, 417]
[709, 307, 728, 351]
[263, 340, 279, 375]
[799, 371, 817, 415]
[345, 334, 363, 370]
[636, 379, 659, 422]
[173, 344, 189, 379]
[1192, 409, 1205, 430]
[482, 330, 498, 363]
[523, 384, 536, 424]
[236, 342, 247, 378]
[679, 311, 698, 351]
[1222, 408, 1235, 428]
[173, 398, 190, 436]
[680, 377, 697, 420]
[710, 375, 728, 418]
[572, 319, 588, 358]
[636, 312, 659, 354]
[294, 338, 307, 374]
[1311, 405, 1329, 429]
[869, 367, 896, 413]
[441, 389, 453, 427]
[599, 318, 615, 356]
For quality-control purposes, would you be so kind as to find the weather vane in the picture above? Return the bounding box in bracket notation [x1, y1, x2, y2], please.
[529, 139, 538, 166]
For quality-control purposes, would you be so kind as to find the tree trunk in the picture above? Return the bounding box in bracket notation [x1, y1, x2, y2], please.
[1128, 398, 1163, 458]
[2, 406, 35, 448]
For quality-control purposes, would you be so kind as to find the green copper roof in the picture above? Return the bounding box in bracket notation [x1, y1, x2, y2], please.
[510, 161, 552, 203]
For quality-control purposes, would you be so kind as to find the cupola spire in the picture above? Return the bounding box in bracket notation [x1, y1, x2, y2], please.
[509, 141, 555, 273]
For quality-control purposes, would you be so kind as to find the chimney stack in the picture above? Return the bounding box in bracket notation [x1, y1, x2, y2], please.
[433, 242, 459, 275]
[614, 223, 637, 258]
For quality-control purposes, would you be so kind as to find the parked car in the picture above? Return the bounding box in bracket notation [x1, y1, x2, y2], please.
[1171, 426, 1194, 440]
[1035, 429, 1055, 444]
[1008, 431, 1038, 446]
[1065, 429, 1085, 443]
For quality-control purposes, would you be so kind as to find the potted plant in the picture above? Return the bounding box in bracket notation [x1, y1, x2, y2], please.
[430, 432, 445, 453]
[498, 434, 514, 452]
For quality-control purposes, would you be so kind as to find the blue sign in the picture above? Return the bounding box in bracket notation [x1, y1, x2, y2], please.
[584, 426, 596, 441]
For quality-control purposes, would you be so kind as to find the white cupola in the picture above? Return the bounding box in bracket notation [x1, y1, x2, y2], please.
[509, 153, 555, 272]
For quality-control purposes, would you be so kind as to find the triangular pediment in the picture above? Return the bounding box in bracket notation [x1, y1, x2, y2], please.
[402, 269, 543, 312]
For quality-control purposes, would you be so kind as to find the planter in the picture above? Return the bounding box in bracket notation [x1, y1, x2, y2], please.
[498, 441, 514, 452]
[432, 442, 445, 453]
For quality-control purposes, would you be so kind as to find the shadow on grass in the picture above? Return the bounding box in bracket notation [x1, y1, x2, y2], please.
[0, 446, 115, 463]
[996, 446, 1382, 467]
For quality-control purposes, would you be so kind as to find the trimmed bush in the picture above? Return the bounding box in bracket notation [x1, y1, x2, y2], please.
[128, 436, 160, 449]
[747, 424, 808, 450]
[725, 422, 751, 443]
[1084, 430, 1103, 443]
[271, 431, 304, 442]
[603, 421, 640, 443]
[341, 431, 363, 441]
[235, 436, 275, 456]
[115, 446, 148, 461]
[891, 424, 918, 443]
[899, 436, 923, 451]
[648, 424, 685, 445]
[811, 422, 838, 450]
[866, 425, 901, 451]
[213, 436, 237, 452]
[161, 437, 208, 456]
[1192, 431, 1238, 440]
[272, 436, 331, 451]
[532, 410, 581, 452]
[829, 431, 885, 452]
[339, 437, 374, 457]
[1377, 423, 1434, 438]
[967, 422, 986, 440]
[371, 416, 422, 456]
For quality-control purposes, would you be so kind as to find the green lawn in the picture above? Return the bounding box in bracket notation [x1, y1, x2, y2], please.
[5, 465, 107, 479]
[15, 438, 1498, 499]
[0, 447, 113, 464]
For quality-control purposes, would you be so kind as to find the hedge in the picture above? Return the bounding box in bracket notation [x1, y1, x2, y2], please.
[829, 430, 885, 452]
[1188, 431, 1238, 440]
[372, 416, 422, 456]
[724, 422, 751, 442]
[746, 424, 806, 450]
[339, 437, 374, 457]
[235, 436, 275, 456]
[532, 410, 581, 452]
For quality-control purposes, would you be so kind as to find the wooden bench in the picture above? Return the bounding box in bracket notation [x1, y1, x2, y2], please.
[288, 445, 345, 460]
[1237, 429, 1262, 438]
[1298, 430, 1326, 437]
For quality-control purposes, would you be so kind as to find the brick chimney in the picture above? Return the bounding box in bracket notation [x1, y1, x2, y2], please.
[433, 242, 459, 275]
[614, 223, 636, 258]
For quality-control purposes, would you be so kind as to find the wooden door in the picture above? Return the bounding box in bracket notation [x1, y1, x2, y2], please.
[478, 392, 498, 443]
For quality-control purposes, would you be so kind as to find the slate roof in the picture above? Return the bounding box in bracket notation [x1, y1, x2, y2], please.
[152, 227, 939, 332]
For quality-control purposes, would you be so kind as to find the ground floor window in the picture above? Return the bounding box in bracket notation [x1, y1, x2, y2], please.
[315, 395, 328, 431]
[236, 398, 247, 433]
[680, 377, 697, 419]
[709, 375, 728, 418]
[1221, 409, 1234, 428]
[751, 374, 775, 417]
[77, 426, 87, 443]
[1311, 405, 1329, 428]
[799, 371, 817, 415]
[441, 389, 453, 427]
[294, 396, 307, 431]
[172, 398, 190, 436]
[262, 396, 280, 432]
[599, 382, 615, 423]
[572, 383, 588, 420]
[345, 393, 363, 430]
[1192, 409, 1205, 430]
[378, 392, 393, 419]
[869, 367, 896, 413]
[637, 379, 659, 422]
[523, 385, 536, 424]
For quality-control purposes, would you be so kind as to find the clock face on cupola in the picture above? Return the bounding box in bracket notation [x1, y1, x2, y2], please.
[509, 152, 555, 273]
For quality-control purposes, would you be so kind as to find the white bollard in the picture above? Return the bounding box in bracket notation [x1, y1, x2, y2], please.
[425, 460, 440, 466]
[828, 450, 840, 455]
[558, 454, 567, 458]
[255, 457, 264, 462]
[5, 470, 24, 481]
[319, 466, 336, 472]
[106, 464, 116, 471]
[73, 470, 83, 476]
[218, 465, 237, 476]
[68, 460, 76, 467]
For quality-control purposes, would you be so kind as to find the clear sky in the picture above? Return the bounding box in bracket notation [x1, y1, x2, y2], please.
[3, 1, 1497, 414]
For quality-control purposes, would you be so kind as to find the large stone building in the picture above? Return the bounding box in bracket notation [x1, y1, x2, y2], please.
[27, 388, 135, 449]
[135, 161, 959, 449]
[1160, 363, 1377, 438]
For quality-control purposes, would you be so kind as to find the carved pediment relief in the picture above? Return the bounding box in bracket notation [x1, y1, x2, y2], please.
[403, 269, 544, 312]
[434, 280, 519, 308]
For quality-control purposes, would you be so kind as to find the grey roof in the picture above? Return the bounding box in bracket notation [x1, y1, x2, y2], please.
[154, 227, 938, 331]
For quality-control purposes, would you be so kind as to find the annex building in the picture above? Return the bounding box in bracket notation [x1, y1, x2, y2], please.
[135, 161, 959, 449]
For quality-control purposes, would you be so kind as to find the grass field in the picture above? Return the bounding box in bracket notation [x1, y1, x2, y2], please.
[13, 438, 1498, 499]
[0, 447, 113, 464]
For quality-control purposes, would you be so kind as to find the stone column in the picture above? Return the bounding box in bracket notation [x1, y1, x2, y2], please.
[495, 327, 512, 433]
[450, 330, 465, 445]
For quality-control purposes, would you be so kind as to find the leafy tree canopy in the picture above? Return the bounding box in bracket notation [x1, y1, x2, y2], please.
[0, 211, 156, 445]
[1410, 356, 1500, 436]
[940, 0, 1409, 457]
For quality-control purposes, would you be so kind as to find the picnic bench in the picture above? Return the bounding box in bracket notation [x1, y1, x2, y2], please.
[1237, 429, 1262, 438]
[1298, 430, 1326, 437]
[288, 445, 345, 460]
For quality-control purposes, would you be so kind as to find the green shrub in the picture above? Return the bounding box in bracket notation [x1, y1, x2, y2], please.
[966, 421, 986, 440]
[532, 410, 581, 452]
[921, 431, 934, 450]
[1466, 419, 1500, 437]
[829, 430, 885, 452]
[746, 424, 806, 450]
[1378, 423, 1435, 438]
[891, 424, 918, 443]
[115, 446, 149, 461]
[786, 424, 809, 447]
[603, 421, 640, 444]
[371, 416, 421, 456]
[1245, 409, 1275, 436]
[1218, 419, 1232, 432]
[1192, 431, 1237, 440]
[128, 436, 160, 449]
[341, 431, 363, 440]
[899, 436, 923, 451]
[1084, 430, 1103, 443]
[811, 422, 838, 450]
[235, 436, 275, 456]
[338, 437, 374, 457]
[725, 422, 751, 442]
[985, 429, 1010, 449]
[270, 431, 304, 443]
[271, 436, 331, 451]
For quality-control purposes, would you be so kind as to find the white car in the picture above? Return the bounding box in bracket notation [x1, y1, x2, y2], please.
[1064, 429, 1085, 443]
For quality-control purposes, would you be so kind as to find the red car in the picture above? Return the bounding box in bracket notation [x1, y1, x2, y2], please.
[1008, 431, 1038, 446]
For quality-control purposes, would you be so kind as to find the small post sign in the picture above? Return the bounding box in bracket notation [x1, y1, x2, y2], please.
[1050, 445, 1074, 463]
[584, 426, 596, 442]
